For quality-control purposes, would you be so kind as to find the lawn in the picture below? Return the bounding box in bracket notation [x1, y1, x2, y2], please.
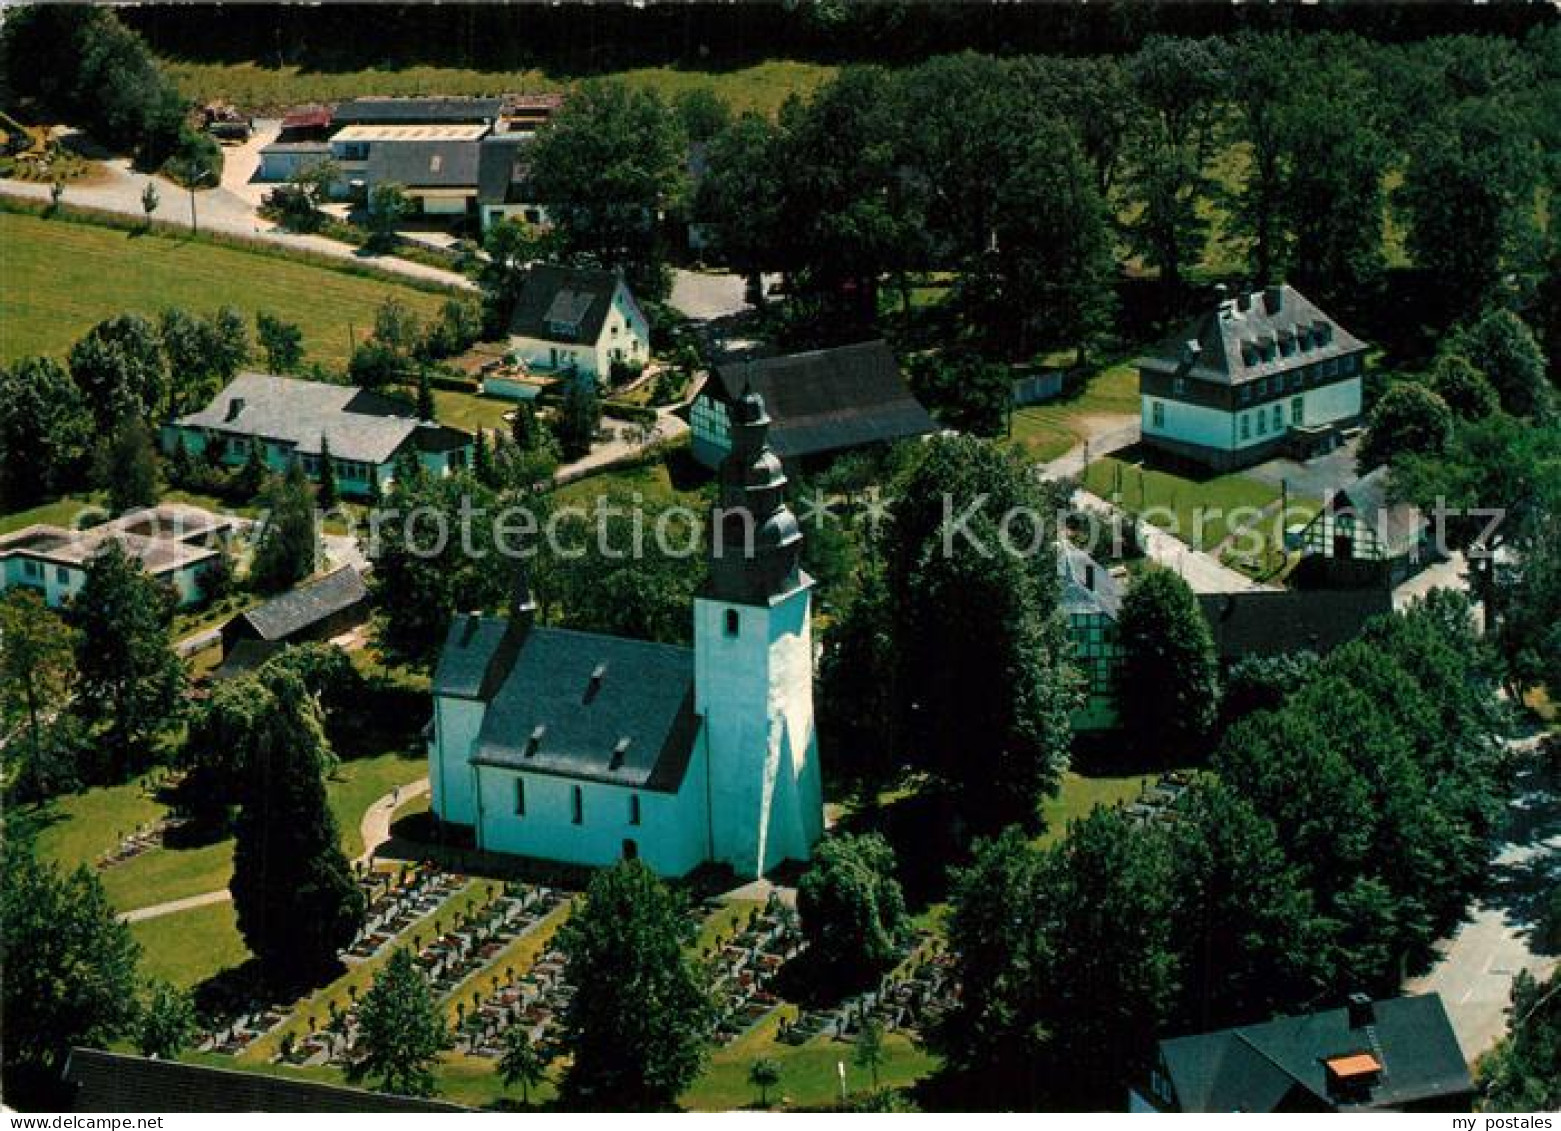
[553, 446, 713, 511]
[1080, 455, 1283, 552]
[159, 59, 837, 118]
[430, 388, 515, 434]
[1036, 770, 1153, 847]
[0, 210, 448, 369]
[36, 751, 427, 914]
[691, 1006, 937, 1111]
[130, 901, 251, 989]
[0, 494, 112, 533]
[1006, 363, 1141, 463]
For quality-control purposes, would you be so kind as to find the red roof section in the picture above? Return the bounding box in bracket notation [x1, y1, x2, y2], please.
[281, 105, 333, 130]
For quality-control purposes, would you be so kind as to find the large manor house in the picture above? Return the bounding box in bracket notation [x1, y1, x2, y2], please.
[426, 391, 824, 878]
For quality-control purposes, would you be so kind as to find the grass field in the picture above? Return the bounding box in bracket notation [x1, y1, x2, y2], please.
[1080, 455, 1283, 552]
[0, 210, 447, 369]
[34, 751, 426, 913]
[430, 388, 515, 434]
[1006, 363, 1141, 463]
[130, 901, 251, 989]
[159, 59, 838, 118]
[1036, 770, 1153, 847]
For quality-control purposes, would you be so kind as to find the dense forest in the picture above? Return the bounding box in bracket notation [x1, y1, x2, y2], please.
[123, 1, 1554, 74]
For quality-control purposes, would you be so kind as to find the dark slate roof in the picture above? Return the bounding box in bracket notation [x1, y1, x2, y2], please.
[365, 138, 481, 189]
[507, 264, 637, 346]
[1197, 587, 1393, 662]
[1324, 466, 1426, 557]
[477, 133, 534, 204]
[433, 613, 522, 701]
[1059, 544, 1122, 619]
[707, 340, 938, 461]
[333, 96, 502, 125]
[236, 566, 368, 643]
[1159, 994, 1472, 1112]
[176, 373, 470, 466]
[65, 1048, 469, 1113]
[442, 620, 699, 794]
[1138, 284, 1367, 388]
[212, 637, 284, 681]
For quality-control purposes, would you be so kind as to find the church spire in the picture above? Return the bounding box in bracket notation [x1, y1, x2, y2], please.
[706, 388, 804, 605]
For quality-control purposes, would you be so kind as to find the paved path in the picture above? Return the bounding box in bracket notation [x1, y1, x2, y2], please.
[2, 154, 474, 292]
[119, 887, 231, 924]
[357, 777, 430, 866]
[1404, 744, 1559, 1064]
[553, 403, 691, 486]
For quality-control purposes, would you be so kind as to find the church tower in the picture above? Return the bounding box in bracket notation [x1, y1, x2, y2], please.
[694, 389, 823, 878]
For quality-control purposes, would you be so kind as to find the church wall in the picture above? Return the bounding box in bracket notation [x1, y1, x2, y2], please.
[694, 588, 822, 878]
[430, 695, 484, 827]
[474, 763, 710, 877]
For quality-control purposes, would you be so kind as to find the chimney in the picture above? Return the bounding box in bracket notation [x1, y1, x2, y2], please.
[225, 397, 246, 422]
[1264, 284, 1283, 314]
[584, 662, 607, 704]
[508, 561, 538, 631]
[1347, 992, 1374, 1030]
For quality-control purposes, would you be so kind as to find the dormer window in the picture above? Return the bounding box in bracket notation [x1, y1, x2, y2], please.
[525, 724, 546, 757]
[609, 736, 631, 770]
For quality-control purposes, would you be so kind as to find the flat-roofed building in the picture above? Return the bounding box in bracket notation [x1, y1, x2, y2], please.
[0, 504, 235, 608]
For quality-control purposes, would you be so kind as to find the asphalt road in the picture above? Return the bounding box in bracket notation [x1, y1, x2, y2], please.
[1405, 749, 1560, 1064]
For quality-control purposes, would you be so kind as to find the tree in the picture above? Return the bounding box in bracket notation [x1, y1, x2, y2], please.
[140, 179, 159, 226]
[316, 434, 339, 508]
[747, 1057, 782, 1108]
[1427, 353, 1500, 420]
[1218, 649, 1318, 728]
[1445, 308, 1552, 418]
[136, 980, 196, 1059]
[351, 948, 449, 1097]
[256, 311, 305, 373]
[205, 305, 251, 385]
[557, 860, 712, 1109]
[1, 843, 140, 1092]
[229, 669, 365, 986]
[694, 112, 788, 294]
[251, 460, 319, 592]
[882, 437, 1073, 831]
[1121, 135, 1209, 299]
[0, 355, 92, 509]
[853, 1017, 885, 1092]
[1113, 566, 1220, 764]
[674, 86, 731, 144]
[1357, 381, 1453, 471]
[555, 376, 600, 460]
[368, 472, 514, 660]
[349, 339, 402, 391]
[817, 570, 898, 801]
[365, 181, 410, 251]
[95, 415, 160, 513]
[68, 313, 169, 429]
[1397, 98, 1543, 319]
[984, 119, 1117, 361]
[511, 399, 541, 450]
[796, 833, 907, 991]
[372, 295, 422, 359]
[498, 1025, 551, 1106]
[905, 348, 1011, 437]
[1479, 969, 1561, 1112]
[528, 79, 684, 301]
[416, 366, 435, 421]
[233, 437, 267, 499]
[0, 591, 78, 800]
[1165, 782, 1323, 1031]
[479, 217, 559, 333]
[70, 541, 184, 777]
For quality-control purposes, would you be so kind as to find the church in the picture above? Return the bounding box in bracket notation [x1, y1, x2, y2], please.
[426, 391, 824, 878]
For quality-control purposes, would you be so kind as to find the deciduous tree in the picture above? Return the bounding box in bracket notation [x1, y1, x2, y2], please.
[796, 833, 907, 992]
[1112, 566, 1219, 764]
[351, 948, 448, 1097]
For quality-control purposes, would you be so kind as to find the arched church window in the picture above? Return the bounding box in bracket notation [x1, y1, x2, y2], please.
[725, 609, 739, 636]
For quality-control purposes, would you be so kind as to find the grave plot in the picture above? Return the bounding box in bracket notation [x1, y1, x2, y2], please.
[343, 864, 468, 963]
[1122, 769, 1195, 827]
[277, 880, 567, 1069]
[700, 895, 804, 1046]
[95, 816, 188, 870]
[780, 929, 957, 1047]
[452, 923, 575, 1060]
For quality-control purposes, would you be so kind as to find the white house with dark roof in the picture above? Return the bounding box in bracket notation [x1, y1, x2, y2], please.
[162, 372, 473, 497]
[501, 264, 649, 387]
[427, 391, 823, 877]
[1138, 283, 1369, 471]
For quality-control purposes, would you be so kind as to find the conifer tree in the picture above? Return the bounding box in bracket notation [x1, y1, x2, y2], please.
[316, 434, 339, 508]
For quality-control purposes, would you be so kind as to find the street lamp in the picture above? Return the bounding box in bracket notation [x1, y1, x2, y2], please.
[174, 162, 218, 235]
